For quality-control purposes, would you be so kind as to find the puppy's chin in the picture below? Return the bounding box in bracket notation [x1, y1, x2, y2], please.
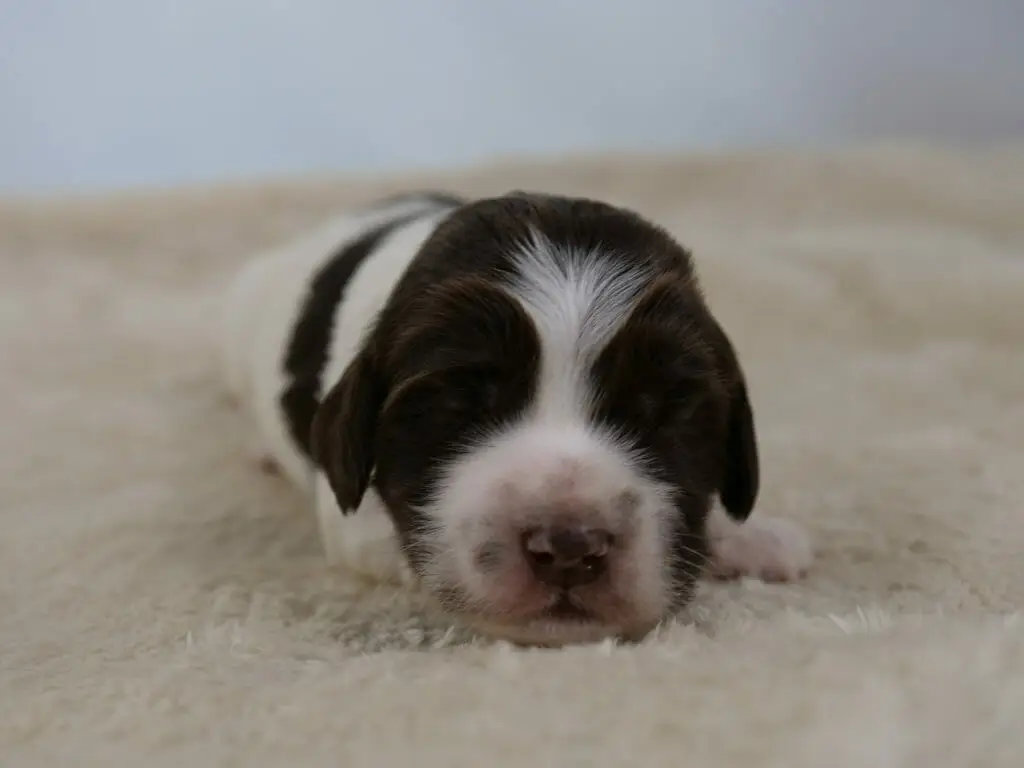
[467, 617, 655, 648]
[449, 598, 662, 647]
[416, 556, 672, 647]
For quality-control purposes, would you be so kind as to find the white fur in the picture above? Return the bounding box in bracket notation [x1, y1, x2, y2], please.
[707, 506, 814, 582]
[314, 478, 413, 586]
[507, 228, 652, 423]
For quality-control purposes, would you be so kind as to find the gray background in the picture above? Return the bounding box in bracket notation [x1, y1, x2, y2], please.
[2, 0, 1022, 194]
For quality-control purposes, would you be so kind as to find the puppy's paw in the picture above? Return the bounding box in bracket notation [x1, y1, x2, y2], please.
[316, 482, 414, 588]
[707, 510, 813, 583]
[333, 533, 415, 588]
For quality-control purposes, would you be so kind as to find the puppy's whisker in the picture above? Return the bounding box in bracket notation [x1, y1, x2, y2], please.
[673, 543, 710, 561]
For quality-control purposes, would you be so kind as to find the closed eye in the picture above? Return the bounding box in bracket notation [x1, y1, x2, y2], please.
[382, 362, 501, 416]
[636, 378, 707, 426]
[447, 363, 504, 412]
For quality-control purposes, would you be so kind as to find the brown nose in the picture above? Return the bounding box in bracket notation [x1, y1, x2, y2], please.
[521, 525, 612, 590]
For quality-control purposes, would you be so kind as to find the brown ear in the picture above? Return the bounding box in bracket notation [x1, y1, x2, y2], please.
[705, 314, 759, 522]
[309, 350, 385, 513]
[603, 274, 759, 522]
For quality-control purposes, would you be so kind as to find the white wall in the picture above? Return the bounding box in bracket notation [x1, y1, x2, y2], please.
[1, 1, 1022, 193]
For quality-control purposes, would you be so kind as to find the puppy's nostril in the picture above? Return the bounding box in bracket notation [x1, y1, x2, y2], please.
[531, 551, 555, 566]
[586, 531, 613, 559]
[581, 554, 604, 570]
[521, 525, 613, 589]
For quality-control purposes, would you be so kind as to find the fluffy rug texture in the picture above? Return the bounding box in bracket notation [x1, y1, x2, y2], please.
[2, 145, 1024, 767]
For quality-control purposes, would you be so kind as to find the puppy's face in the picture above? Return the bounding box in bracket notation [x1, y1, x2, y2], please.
[312, 195, 758, 646]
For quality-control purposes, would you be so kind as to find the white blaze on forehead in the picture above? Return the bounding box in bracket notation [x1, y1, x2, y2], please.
[506, 228, 651, 424]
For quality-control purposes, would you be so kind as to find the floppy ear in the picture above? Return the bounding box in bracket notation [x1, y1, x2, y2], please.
[597, 274, 759, 522]
[719, 373, 759, 521]
[309, 350, 385, 513]
[706, 315, 759, 522]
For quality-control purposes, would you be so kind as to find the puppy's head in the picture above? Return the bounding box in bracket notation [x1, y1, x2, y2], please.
[311, 193, 758, 646]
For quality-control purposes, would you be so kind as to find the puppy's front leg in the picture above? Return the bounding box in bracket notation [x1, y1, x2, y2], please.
[706, 506, 813, 583]
[314, 476, 414, 586]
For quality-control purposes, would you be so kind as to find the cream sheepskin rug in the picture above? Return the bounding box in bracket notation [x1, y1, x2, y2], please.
[2, 145, 1023, 767]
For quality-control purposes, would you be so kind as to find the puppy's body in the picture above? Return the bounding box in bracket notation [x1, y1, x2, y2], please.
[220, 191, 812, 645]
[221, 194, 460, 580]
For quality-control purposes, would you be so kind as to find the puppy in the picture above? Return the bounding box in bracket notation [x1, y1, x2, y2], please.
[219, 190, 812, 646]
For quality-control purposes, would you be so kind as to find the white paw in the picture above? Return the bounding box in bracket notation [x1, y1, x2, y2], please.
[315, 479, 414, 587]
[706, 508, 813, 583]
